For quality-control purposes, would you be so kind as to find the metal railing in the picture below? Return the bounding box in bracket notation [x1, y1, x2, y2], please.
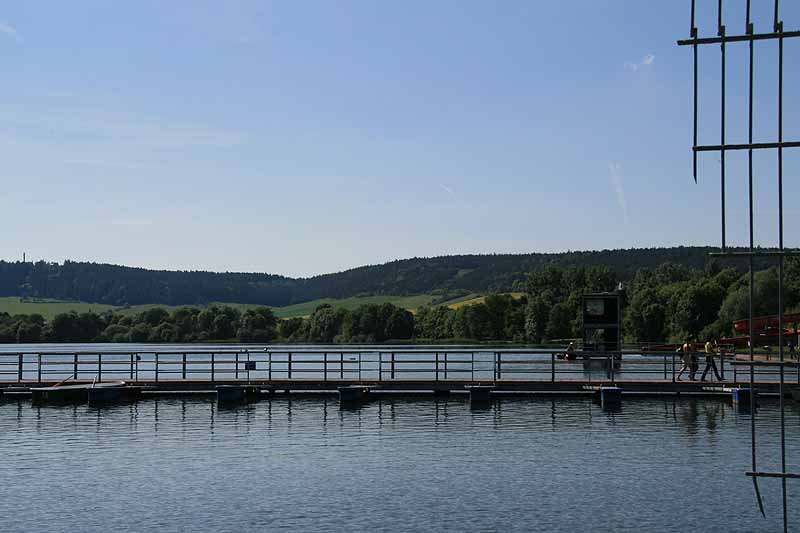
[0, 348, 796, 385]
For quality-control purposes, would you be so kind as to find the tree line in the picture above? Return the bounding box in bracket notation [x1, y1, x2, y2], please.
[0, 259, 797, 345]
[0, 247, 746, 308]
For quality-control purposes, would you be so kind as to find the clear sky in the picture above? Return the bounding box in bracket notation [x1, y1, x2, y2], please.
[1, 1, 798, 277]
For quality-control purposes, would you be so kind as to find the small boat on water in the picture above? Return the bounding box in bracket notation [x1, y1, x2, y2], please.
[30, 381, 141, 404]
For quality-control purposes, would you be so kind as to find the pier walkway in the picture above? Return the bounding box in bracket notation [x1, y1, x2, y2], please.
[1, 347, 797, 397]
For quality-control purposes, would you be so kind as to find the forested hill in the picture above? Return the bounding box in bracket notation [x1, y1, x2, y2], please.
[0, 247, 749, 307]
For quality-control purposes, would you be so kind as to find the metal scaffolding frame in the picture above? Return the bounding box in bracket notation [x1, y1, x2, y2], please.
[677, 1, 798, 530]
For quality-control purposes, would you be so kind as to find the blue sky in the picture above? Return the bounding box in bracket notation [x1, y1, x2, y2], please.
[1, 1, 798, 277]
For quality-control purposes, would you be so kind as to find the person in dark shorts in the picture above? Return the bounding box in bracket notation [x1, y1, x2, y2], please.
[701, 339, 722, 381]
[689, 340, 699, 381]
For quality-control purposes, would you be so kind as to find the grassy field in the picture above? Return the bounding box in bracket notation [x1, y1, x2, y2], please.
[0, 291, 511, 321]
[445, 292, 525, 309]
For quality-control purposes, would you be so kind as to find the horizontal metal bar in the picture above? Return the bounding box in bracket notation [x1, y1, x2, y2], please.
[695, 141, 800, 152]
[746, 471, 800, 480]
[678, 30, 800, 45]
[709, 250, 800, 258]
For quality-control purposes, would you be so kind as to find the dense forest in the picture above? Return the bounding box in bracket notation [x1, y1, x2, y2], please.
[1, 258, 797, 345]
[0, 247, 766, 307]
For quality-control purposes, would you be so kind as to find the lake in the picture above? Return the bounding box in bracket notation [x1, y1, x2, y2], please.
[1, 395, 798, 532]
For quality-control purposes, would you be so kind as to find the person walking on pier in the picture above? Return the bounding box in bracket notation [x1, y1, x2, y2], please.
[676, 341, 694, 381]
[701, 339, 722, 382]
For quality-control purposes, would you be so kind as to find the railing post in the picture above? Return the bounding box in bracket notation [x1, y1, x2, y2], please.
[498, 352, 503, 380]
[235, 352, 240, 379]
[182, 353, 187, 380]
[340, 352, 344, 379]
[211, 352, 215, 382]
[288, 352, 292, 379]
[391, 352, 395, 380]
[471, 352, 474, 381]
[98, 353, 102, 382]
[358, 352, 362, 382]
[155, 352, 159, 383]
[267, 351, 272, 381]
[323, 352, 328, 382]
[130, 353, 134, 380]
[37, 353, 41, 384]
[663, 353, 667, 380]
[74, 353, 79, 380]
[671, 351, 676, 383]
[551, 352, 555, 382]
[719, 350, 725, 380]
[435, 352, 439, 382]
[444, 352, 448, 380]
[17, 353, 22, 383]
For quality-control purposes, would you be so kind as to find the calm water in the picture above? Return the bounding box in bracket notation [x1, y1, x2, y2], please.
[1, 395, 798, 532]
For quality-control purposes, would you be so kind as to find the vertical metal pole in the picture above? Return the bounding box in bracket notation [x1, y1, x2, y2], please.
[358, 352, 362, 382]
[182, 352, 187, 380]
[74, 353, 79, 380]
[340, 352, 343, 379]
[776, 12, 788, 531]
[391, 352, 395, 380]
[17, 353, 22, 383]
[323, 351, 328, 382]
[691, 0, 698, 182]
[130, 353, 134, 380]
[235, 351, 239, 379]
[746, 0, 758, 487]
[98, 353, 102, 383]
[663, 353, 667, 380]
[435, 351, 439, 382]
[551, 352, 555, 382]
[288, 352, 292, 380]
[211, 352, 215, 382]
[719, 0, 727, 248]
[37, 353, 41, 384]
[444, 352, 448, 380]
[155, 352, 159, 383]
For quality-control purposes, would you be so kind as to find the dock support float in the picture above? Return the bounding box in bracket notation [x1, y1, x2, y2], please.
[216, 385, 260, 403]
[338, 385, 372, 403]
[466, 385, 494, 402]
[791, 388, 800, 402]
[599, 386, 622, 409]
[731, 387, 757, 410]
[88, 386, 142, 404]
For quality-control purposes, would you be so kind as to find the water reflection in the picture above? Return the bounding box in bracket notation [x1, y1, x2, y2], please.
[1, 396, 798, 532]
